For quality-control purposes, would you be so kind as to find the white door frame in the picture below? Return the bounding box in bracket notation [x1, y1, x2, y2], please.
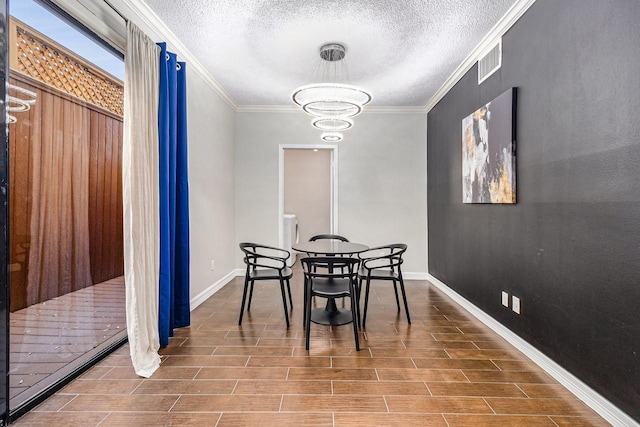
[278, 144, 339, 248]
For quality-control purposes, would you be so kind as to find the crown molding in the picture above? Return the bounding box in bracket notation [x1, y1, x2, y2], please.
[116, 0, 238, 110]
[236, 105, 299, 113]
[236, 105, 427, 114]
[423, 0, 537, 113]
[364, 106, 427, 114]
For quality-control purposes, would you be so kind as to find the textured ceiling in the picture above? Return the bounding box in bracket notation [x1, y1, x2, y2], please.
[141, 0, 517, 107]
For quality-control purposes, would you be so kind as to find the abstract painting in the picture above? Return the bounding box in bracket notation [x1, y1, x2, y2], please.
[462, 88, 516, 203]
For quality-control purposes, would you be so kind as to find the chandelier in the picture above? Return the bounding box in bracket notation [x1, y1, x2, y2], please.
[292, 43, 371, 142]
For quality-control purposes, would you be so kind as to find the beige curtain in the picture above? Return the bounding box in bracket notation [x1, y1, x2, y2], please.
[27, 94, 92, 305]
[123, 21, 161, 378]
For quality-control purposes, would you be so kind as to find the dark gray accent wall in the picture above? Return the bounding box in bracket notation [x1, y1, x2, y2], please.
[427, 0, 640, 420]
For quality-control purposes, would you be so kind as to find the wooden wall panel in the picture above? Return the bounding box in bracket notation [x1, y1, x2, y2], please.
[88, 110, 99, 286]
[115, 120, 124, 279]
[8, 77, 36, 311]
[9, 72, 124, 311]
[107, 119, 120, 280]
[102, 115, 113, 281]
[87, 111, 125, 285]
[91, 111, 105, 284]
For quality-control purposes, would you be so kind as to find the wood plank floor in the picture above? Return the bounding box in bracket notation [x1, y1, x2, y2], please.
[10, 277, 126, 408]
[14, 269, 610, 426]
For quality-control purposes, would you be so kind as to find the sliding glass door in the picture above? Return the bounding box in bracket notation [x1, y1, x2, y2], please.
[6, 0, 125, 418]
[1, 0, 10, 424]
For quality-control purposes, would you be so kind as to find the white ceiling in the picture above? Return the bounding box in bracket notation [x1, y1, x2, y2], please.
[141, 0, 517, 108]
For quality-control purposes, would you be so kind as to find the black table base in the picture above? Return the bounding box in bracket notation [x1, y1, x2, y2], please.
[310, 298, 353, 326]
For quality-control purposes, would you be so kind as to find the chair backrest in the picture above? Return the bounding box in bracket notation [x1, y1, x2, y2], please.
[239, 242, 290, 270]
[300, 256, 359, 279]
[358, 243, 407, 270]
[308, 234, 349, 242]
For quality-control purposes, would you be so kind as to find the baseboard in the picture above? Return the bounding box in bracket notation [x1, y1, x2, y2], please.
[403, 272, 429, 280]
[190, 269, 242, 310]
[427, 274, 638, 427]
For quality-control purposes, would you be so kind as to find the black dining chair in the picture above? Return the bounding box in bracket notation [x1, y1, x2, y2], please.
[357, 243, 410, 327]
[300, 257, 360, 351]
[238, 242, 293, 328]
[309, 234, 349, 242]
[307, 234, 350, 269]
[307, 234, 351, 297]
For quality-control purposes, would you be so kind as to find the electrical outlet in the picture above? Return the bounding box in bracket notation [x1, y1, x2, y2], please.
[501, 291, 509, 307]
[210, 260, 215, 271]
[512, 296, 521, 314]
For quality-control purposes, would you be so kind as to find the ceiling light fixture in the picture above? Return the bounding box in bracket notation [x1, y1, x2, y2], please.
[311, 116, 353, 131]
[321, 132, 343, 142]
[292, 43, 371, 142]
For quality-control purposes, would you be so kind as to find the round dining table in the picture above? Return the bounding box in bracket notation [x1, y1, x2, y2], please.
[292, 240, 368, 326]
[292, 241, 368, 257]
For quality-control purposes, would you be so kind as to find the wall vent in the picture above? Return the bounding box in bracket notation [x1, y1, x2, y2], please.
[478, 39, 502, 84]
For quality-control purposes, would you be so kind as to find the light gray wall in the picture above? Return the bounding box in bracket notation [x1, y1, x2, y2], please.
[114, 1, 238, 301]
[235, 111, 427, 273]
[186, 70, 236, 299]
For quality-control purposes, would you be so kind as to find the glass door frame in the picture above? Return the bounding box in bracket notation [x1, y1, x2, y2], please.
[1, 0, 10, 424]
[3, 0, 126, 421]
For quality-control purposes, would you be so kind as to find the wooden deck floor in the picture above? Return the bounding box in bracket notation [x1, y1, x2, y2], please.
[9, 276, 126, 408]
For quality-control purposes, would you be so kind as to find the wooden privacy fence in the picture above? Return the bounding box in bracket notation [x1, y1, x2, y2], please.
[9, 71, 124, 312]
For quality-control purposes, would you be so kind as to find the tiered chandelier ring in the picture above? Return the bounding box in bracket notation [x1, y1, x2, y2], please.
[292, 83, 372, 118]
[311, 117, 353, 131]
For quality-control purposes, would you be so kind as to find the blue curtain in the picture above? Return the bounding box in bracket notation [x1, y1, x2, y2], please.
[157, 42, 190, 347]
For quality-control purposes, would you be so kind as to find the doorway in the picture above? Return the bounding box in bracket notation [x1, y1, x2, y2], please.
[278, 145, 338, 248]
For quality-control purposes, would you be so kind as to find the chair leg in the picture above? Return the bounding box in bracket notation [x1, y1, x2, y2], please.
[398, 274, 411, 324]
[356, 277, 364, 328]
[392, 280, 401, 311]
[238, 276, 250, 325]
[362, 277, 372, 328]
[247, 280, 255, 311]
[305, 286, 313, 350]
[350, 283, 360, 351]
[352, 297, 359, 332]
[286, 278, 293, 310]
[279, 279, 290, 328]
[303, 276, 308, 327]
